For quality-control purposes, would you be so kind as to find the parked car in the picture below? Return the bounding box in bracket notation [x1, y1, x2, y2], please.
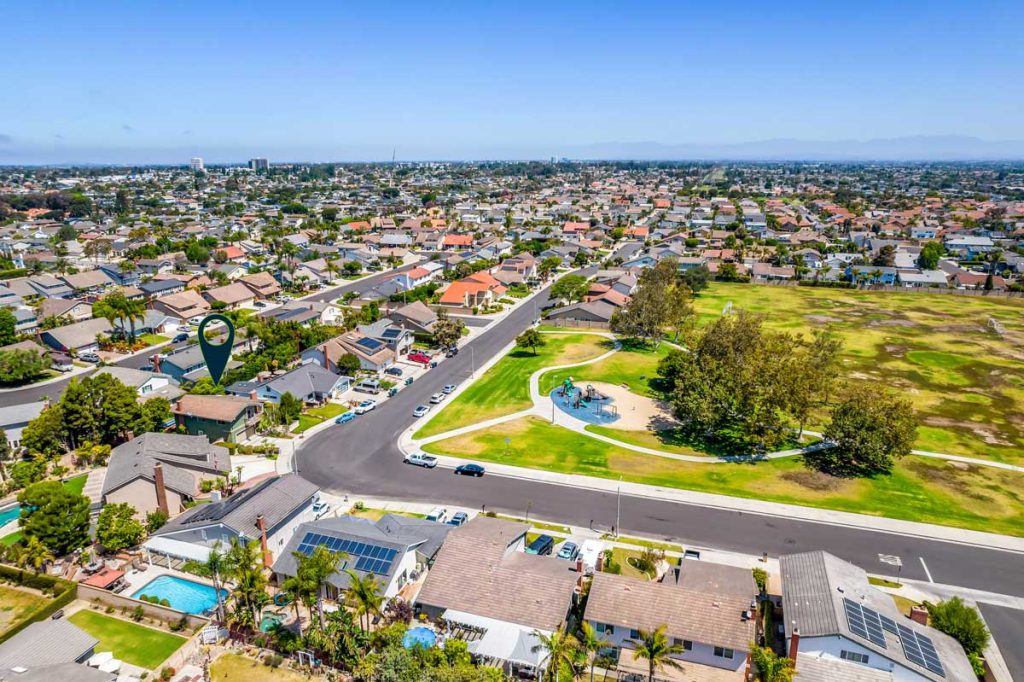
[172, 332, 190, 343]
[525, 534, 555, 556]
[448, 511, 469, 527]
[442, 384, 457, 395]
[385, 366, 404, 377]
[445, 347, 459, 358]
[408, 351, 431, 364]
[454, 463, 485, 477]
[404, 377, 414, 386]
[413, 405, 431, 418]
[355, 400, 377, 414]
[253, 301, 268, 308]
[425, 507, 448, 523]
[79, 352, 101, 363]
[312, 500, 330, 518]
[429, 392, 445, 405]
[556, 542, 580, 561]
[354, 378, 381, 394]
[334, 411, 357, 424]
[404, 452, 438, 468]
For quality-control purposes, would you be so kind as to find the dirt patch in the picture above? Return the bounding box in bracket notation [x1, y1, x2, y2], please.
[922, 417, 1012, 445]
[781, 470, 845, 492]
[905, 459, 992, 502]
[935, 324, 987, 334]
[806, 315, 842, 324]
[869, 319, 919, 328]
[883, 345, 907, 357]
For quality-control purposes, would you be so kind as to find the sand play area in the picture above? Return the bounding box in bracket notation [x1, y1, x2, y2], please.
[586, 381, 678, 431]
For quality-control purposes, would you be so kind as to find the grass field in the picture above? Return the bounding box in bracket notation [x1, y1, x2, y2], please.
[538, 339, 673, 397]
[694, 283, 1024, 463]
[0, 584, 48, 633]
[68, 610, 186, 669]
[307, 403, 346, 420]
[211, 653, 318, 682]
[423, 416, 1024, 536]
[414, 332, 610, 438]
[140, 334, 170, 346]
[63, 474, 87, 496]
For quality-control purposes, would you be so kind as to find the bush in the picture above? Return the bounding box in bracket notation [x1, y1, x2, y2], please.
[263, 654, 283, 668]
[105, 606, 114, 614]
[968, 652, 985, 677]
[926, 597, 989, 655]
[160, 598, 171, 607]
[132, 605, 145, 621]
[160, 667, 175, 681]
[752, 567, 768, 593]
[169, 615, 188, 632]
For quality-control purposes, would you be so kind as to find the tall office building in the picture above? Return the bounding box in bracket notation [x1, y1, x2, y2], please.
[249, 157, 270, 171]
[189, 157, 204, 171]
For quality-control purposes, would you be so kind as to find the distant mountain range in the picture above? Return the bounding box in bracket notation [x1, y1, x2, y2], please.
[556, 136, 1024, 161]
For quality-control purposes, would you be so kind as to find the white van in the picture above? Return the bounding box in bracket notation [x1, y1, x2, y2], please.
[354, 378, 381, 394]
[579, 539, 605, 575]
[425, 507, 448, 523]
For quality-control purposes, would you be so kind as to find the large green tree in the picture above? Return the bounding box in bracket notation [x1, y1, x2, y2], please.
[0, 349, 50, 385]
[611, 258, 693, 344]
[432, 318, 466, 350]
[550, 274, 589, 303]
[809, 383, 917, 477]
[515, 328, 546, 356]
[0, 308, 17, 345]
[21, 404, 68, 456]
[96, 502, 145, 551]
[17, 481, 90, 556]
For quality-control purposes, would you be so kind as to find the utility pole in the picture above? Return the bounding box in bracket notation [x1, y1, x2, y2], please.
[615, 476, 622, 538]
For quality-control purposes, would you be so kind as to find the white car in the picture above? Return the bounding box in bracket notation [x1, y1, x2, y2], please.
[312, 500, 330, 518]
[355, 399, 377, 414]
[442, 384, 457, 395]
[404, 452, 438, 468]
[413, 405, 431, 418]
[429, 392, 445, 404]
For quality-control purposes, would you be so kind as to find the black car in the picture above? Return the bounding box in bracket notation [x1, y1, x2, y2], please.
[454, 463, 485, 477]
[172, 332, 189, 343]
[525, 534, 555, 556]
[385, 366, 404, 377]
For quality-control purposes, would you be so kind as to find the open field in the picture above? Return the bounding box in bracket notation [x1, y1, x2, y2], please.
[68, 610, 186, 669]
[414, 332, 610, 438]
[694, 283, 1024, 464]
[0, 584, 48, 633]
[423, 416, 1024, 537]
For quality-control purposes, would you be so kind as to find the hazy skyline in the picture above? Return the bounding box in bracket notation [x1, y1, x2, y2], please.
[3, 0, 1023, 163]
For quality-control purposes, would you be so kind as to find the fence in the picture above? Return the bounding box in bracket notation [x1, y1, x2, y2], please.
[0, 564, 77, 644]
[754, 278, 1024, 298]
[77, 583, 211, 630]
[543, 318, 611, 330]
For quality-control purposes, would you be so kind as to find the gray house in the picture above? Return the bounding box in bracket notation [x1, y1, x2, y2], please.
[39, 317, 113, 353]
[227, 363, 350, 404]
[0, 620, 110, 682]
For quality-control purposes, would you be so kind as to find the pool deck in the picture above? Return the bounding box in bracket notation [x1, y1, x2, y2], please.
[120, 563, 220, 596]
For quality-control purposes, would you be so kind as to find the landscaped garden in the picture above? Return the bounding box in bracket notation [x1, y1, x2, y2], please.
[68, 609, 187, 669]
[414, 332, 611, 438]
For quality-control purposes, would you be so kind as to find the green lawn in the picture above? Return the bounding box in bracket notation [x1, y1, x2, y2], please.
[423, 416, 1024, 537]
[63, 474, 87, 496]
[139, 334, 170, 346]
[68, 610, 186, 669]
[414, 332, 611, 438]
[1, 532, 22, 545]
[0, 584, 48, 633]
[605, 534, 683, 554]
[349, 506, 427, 521]
[607, 547, 656, 579]
[293, 415, 323, 434]
[538, 339, 674, 397]
[307, 403, 346, 420]
[694, 282, 1024, 464]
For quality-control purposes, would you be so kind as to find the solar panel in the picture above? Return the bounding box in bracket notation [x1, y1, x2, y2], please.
[294, 532, 396, 575]
[879, 614, 898, 634]
[357, 337, 383, 351]
[843, 599, 887, 649]
[897, 623, 945, 677]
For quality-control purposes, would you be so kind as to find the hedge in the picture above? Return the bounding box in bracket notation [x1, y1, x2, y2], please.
[0, 563, 77, 644]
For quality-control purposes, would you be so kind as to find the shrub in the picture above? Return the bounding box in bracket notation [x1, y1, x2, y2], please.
[926, 597, 990, 655]
[353, 501, 365, 511]
[132, 605, 145, 622]
[105, 606, 114, 614]
[169, 615, 188, 632]
[752, 567, 768, 593]
[160, 598, 171, 607]
[160, 667, 174, 681]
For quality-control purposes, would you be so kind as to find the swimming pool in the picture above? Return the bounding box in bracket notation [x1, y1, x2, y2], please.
[403, 626, 437, 649]
[0, 505, 20, 528]
[131, 575, 226, 614]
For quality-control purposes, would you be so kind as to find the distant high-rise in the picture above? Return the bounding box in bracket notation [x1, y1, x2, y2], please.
[249, 157, 270, 171]
[189, 157, 204, 171]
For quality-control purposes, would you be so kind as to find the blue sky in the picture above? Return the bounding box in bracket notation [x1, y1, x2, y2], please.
[2, 0, 1023, 163]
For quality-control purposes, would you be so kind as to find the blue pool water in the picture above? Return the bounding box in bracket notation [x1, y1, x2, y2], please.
[132, 575, 226, 614]
[0, 505, 20, 527]
[403, 626, 437, 649]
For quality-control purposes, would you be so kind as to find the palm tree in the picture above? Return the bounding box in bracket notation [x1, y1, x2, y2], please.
[280, 573, 312, 637]
[20, 536, 55, 574]
[532, 625, 581, 682]
[344, 569, 384, 633]
[224, 537, 268, 629]
[204, 541, 228, 623]
[296, 545, 345, 630]
[578, 622, 611, 682]
[120, 296, 147, 344]
[751, 643, 795, 682]
[627, 625, 684, 682]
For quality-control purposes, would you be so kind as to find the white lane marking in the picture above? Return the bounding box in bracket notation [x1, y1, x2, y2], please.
[919, 557, 934, 583]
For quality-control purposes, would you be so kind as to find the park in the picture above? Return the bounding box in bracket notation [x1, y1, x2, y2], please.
[413, 282, 1024, 537]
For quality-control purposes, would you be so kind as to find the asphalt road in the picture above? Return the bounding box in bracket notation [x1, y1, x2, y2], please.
[980, 604, 1024, 680]
[0, 263, 422, 407]
[296, 283, 1024, 601]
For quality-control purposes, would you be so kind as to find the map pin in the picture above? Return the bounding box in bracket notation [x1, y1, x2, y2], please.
[197, 314, 235, 385]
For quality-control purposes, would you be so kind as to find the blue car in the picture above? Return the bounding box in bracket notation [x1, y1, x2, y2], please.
[334, 411, 357, 424]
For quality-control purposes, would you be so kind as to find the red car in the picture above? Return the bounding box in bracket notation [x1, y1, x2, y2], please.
[408, 351, 432, 364]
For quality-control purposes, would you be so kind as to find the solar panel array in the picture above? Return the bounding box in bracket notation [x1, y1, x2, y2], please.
[357, 337, 384, 352]
[842, 598, 944, 678]
[898, 623, 945, 677]
[296, 532, 399, 576]
[382, 328, 402, 339]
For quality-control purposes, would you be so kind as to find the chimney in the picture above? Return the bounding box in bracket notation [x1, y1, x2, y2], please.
[249, 389, 258, 402]
[596, 552, 604, 572]
[151, 354, 162, 373]
[910, 605, 929, 626]
[576, 558, 583, 573]
[788, 624, 800, 664]
[126, 430, 134, 441]
[256, 514, 272, 568]
[153, 462, 169, 515]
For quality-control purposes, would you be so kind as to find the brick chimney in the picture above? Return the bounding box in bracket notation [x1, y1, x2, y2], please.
[575, 558, 583, 573]
[249, 389, 258, 402]
[910, 605, 929, 626]
[788, 624, 800, 664]
[256, 514, 272, 568]
[151, 354, 162, 373]
[153, 462, 169, 515]
[596, 552, 604, 572]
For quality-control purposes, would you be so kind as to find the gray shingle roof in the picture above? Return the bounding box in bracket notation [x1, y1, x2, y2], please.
[0, 620, 97, 669]
[102, 433, 230, 498]
[261, 364, 347, 399]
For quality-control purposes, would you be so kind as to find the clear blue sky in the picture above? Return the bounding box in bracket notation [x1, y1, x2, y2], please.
[2, 0, 1022, 163]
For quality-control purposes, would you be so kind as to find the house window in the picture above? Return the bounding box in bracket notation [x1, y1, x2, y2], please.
[629, 629, 640, 639]
[713, 647, 734, 660]
[673, 639, 693, 651]
[840, 650, 869, 664]
[595, 623, 614, 635]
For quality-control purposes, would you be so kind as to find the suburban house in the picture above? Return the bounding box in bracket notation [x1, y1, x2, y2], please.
[39, 317, 112, 354]
[415, 517, 579, 677]
[584, 560, 757, 677]
[227, 363, 350, 404]
[101, 433, 231, 519]
[387, 300, 438, 335]
[0, 401, 47, 450]
[154, 342, 244, 383]
[202, 282, 257, 309]
[302, 330, 396, 373]
[545, 300, 616, 325]
[150, 289, 211, 321]
[273, 513, 453, 600]
[94, 366, 184, 404]
[0, 619, 109, 682]
[358, 319, 414, 355]
[240, 271, 283, 299]
[39, 297, 92, 322]
[439, 271, 507, 308]
[390, 266, 435, 291]
[147, 474, 319, 567]
[780, 551, 974, 681]
[260, 300, 342, 326]
[172, 393, 263, 442]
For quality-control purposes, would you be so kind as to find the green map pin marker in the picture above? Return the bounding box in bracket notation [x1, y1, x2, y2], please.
[197, 314, 235, 385]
